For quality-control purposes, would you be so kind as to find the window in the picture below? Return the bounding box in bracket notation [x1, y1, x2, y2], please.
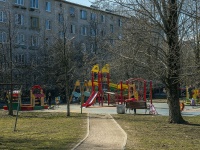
[20, 54, 25, 63]
[91, 13, 96, 21]
[45, 20, 51, 30]
[91, 28, 97, 36]
[15, 54, 25, 64]
[118, 19, 122, 27]
[81, 43, 86, 51]
[58, 13, 64, 23]
[0, 32, 7, 43]
[70, 25, 75, 34]
[46, 2, 51, 12]
[81, 26, 87, 36]
[33, 74, 37, 84]
[110, 24, 113, 33]
[31, 57, 37, 66]
[70, 7, 75, 16]
[59, 31, 64, 39]
[110, 39, 114, 45]
[45, 37, 49, 47]
[15, 14, 24, 25]
[14, 73, 20, 79]
[31, 17, 39, 28]
[90, 43, 95, 53]
[30, 0, 38, 9]
[16, 33, 25, 45]
[80, 10, 87, 20]
[31, 36, 39, 46]
[15, 0, 24, 5]
[101, 15, 105, 23]
[0, 11, 5, 22]
[101, 30, 105, 37]
[118, 34, 122, 40]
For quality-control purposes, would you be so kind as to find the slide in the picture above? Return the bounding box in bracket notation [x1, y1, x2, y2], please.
[82, 91, 98, 108]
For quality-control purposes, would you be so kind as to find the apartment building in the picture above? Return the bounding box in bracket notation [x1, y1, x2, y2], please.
[0, 0, 124, 88]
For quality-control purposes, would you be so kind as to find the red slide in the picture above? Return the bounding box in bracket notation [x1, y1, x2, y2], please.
[82, 91, 98, 108]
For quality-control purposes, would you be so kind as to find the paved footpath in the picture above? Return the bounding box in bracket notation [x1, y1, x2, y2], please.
[72, 113, 127, 150]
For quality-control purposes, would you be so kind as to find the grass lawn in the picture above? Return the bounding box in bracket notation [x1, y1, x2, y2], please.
[2, 108, 200, 150]
[113, 114, 200, 150]
[0, 110, 87, 150]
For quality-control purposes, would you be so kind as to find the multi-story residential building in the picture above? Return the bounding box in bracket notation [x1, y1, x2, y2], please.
[0, 0, 124, 90]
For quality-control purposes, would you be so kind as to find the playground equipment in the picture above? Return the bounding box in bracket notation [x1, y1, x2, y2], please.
[3, 85, 48, 111]
[30, 85, 45, 109]
[55, 96, 60, 108]
[20, 85, 47, 110]
[82, 64, 104, 107]
[70, 80, 91, 104]
[184, 86, 200, 105]
[80, 64, 154, 111]
[30, 85, 44, 107]
[124, 78, 156, 114]
[180, 102, 185, 111]
[3, 90, 21, 110]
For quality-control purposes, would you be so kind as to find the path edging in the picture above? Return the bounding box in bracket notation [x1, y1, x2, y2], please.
[71, 113, 90, 150]
[108, 114, 127, 150]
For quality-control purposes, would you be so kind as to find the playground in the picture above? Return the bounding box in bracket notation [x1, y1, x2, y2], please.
[70, 64, 155, 114]
[1, 64, 200, 149]
[2, 64, 200, 116]
[34, 102, 200, 116]
[2, 85, 49, 111]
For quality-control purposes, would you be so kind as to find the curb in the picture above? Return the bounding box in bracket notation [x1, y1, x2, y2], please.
[108, 114, 127, 150]
[71, 113, 90, 150]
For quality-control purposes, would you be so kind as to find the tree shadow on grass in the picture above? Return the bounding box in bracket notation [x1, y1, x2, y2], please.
[183, 122, 200, 126]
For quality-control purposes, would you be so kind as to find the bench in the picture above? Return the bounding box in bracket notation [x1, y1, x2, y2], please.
[126, 101, 149, 114]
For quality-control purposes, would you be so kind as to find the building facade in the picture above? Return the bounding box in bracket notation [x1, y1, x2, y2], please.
[0, 0, 124, 89]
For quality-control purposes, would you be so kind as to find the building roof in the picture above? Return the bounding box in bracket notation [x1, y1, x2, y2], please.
[55, 0, 125, 17]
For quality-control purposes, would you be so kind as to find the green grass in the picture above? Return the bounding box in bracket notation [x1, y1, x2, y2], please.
[2, 109, 200, 150]
[0, 110, 87, 150]
[113, 114, 200, 150]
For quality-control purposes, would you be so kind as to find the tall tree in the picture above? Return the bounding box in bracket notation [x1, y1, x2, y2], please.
[94, 0, 199, 123]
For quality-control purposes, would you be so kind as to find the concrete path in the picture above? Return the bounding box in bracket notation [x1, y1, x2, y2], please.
[45, 103, 200, 116]
[72, 113, 127, 150]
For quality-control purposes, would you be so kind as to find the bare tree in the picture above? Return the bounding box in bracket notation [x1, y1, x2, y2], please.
[93, 0, 200, 123]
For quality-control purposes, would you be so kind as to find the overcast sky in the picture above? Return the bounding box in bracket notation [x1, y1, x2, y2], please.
[66, 0, 92, 7]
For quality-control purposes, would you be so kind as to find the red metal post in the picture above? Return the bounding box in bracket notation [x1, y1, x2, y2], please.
[144, 80, 146, 101]
[126, 80, 130, 99]
[91, 72, 94, 92]
[120, 81, 123, 104]
[107, 73, 110, 105]
[100, 72, 103, 106]
[150, 80, 153, 104]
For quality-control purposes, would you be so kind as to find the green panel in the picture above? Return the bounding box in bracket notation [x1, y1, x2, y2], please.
[110, 87, 117, 91]
[34, 106, 43, 110]
[124, 91, 128, 94]
[72, 92, 81, 97]
[12, 102, 20, 110]
[84, 91, 90, 97]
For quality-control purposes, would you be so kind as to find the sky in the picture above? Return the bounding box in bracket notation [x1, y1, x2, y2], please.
[66, 0, 93, 7]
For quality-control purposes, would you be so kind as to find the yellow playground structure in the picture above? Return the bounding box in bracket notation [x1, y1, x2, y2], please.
[70, 64, 152, 108]
[184, 86, 200, 105]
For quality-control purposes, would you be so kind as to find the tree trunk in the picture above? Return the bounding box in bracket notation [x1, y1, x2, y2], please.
[8, 91, 13, 116]
[167, 83, 185, 123]
[166, 0, 186, 124]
